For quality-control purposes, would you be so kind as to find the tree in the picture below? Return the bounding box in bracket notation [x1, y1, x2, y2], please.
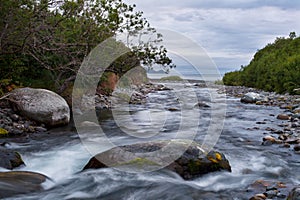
[223, 32, 300, 94]
[0, 0, 174, 94]
[289, 31, 296, 39]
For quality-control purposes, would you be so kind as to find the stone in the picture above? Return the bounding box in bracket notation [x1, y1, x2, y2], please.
[287, 186, 300, 200]
[194, 102, 211, 108]
[0, 147, 25, 169]
[294, 108, 300, 114]
[35, 126, 47, 132]
[167, 107, 180, 112]
[9, 88, 70, 126]
[82, 140, 231, 180]
[241, 92, 262, 104]
[0, 171, 50, 198]
[277, 114, 290, 120]
[263, 136, 276, 143]
[294, 145, 300, 152]
[249, 194, 266, 200]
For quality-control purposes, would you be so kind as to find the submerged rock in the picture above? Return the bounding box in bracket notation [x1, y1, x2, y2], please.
[9, 88, 70, 126]
[0, 171, 50, 198]
[83, 140, 231, 180]
[0, 147, 24, 169]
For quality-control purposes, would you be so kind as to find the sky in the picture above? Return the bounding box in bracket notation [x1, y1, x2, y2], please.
[124, 0, 300, 73]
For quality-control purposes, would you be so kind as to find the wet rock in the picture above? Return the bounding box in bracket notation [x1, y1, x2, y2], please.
[80, 121, 99, 127]
[249, 193, 266, 200]
[263, 136, 276, 144]
[256, 121, 266, 124]
[0, 147, 25, 169]
[277, 114, 290, 120]
[10, 114, 19, 121]
[287, 186, 300, 200]
[194, 102, 211, 108]
[264, 189, 278, 198]
[129, 92, 146, 104]
[83, 140, 231, 180]
[241, 92, 262, 104]
[248, 180, 289, 200]
[294, 145, 300, 152]
[9, 88, 70, 126]
[0, 171, 50, 198]
[35, 126, 47, 132]
[293, 107, 300, 114]
[283, 143, 291, 148]
[167, 107, 180, 112]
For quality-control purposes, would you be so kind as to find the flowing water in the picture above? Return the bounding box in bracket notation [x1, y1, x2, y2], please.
[2, 82, 300, 200]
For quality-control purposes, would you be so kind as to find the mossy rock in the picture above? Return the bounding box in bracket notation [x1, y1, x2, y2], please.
[0, 147, 25, 169]
[83, 140, 231, 180]
[0, 128, 9, 137]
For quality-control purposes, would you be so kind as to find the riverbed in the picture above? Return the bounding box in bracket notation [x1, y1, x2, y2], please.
[1, 82, 299, 200]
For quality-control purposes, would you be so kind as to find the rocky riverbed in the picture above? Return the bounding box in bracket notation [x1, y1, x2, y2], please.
[0, 82, 300, 200]
[223, 86, 300, 154]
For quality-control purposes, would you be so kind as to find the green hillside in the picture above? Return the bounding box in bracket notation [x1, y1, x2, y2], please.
[223, 32, 300, 94]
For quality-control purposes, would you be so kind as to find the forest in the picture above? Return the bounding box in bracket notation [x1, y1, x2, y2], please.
[0, 0, 174, 96]
[223, 32, 300, 94]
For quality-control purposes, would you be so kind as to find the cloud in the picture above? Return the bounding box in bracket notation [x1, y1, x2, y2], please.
[124, 0, 300, 72]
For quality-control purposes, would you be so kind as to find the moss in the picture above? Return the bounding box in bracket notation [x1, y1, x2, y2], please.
[0, 128, 9, 136]
[187, 160, 202, 174]
[118, 157, 159, 168]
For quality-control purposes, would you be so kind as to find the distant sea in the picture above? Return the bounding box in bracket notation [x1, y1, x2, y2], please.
[147, 65, 230, 81]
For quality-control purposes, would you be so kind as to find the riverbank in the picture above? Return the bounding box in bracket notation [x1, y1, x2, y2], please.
[221, 85, 300, 154]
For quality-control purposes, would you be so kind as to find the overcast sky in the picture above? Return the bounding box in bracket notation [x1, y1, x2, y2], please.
[124, 0, 300, 72]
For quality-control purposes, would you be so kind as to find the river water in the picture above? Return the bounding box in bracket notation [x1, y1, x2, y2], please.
[3, 82, 300, 200]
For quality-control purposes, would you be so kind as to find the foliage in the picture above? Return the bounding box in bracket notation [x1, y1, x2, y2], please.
[160, 75, 183, 81]
[223, 32, 300, 94]
[0, 0, 174, 94]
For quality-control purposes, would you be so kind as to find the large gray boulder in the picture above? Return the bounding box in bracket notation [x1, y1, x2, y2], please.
[9, 88, 70, 126]
[83, 140, 231, 180]
[0, 171, 50, 198]
[241, 92, 262, 104]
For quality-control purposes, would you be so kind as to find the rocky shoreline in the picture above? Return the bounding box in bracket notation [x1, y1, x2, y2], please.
[220, 85, 300, 200]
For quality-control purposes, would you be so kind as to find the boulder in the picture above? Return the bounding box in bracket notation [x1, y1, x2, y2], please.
[0, 147, 24, 169]
[83, 140, 231, 180]
[241, 92, 262, 104]
[288, 186, 300, 200]
[9, 88, 70, 126]
[0, 171, 49, 198]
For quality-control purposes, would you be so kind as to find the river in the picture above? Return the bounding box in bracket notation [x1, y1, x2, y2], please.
[2, 82, 300, 200]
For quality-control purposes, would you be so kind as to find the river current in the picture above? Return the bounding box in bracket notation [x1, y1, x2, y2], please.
[3, 82, 300, 200]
